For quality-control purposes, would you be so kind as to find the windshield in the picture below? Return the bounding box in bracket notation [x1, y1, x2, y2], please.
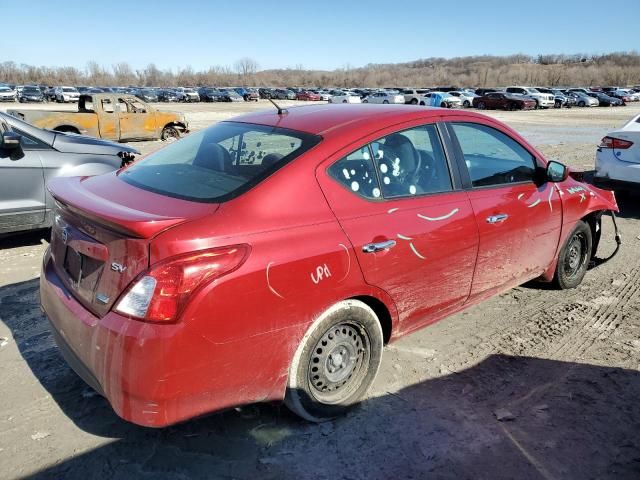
[62, 87, 77, 92]
[0, 87, 10, 92]
[24, 87, 39, 93]
[120, 122, 321, 202]
[525, 88, 540, 94]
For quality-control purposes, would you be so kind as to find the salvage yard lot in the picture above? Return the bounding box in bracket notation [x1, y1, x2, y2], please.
[1, 102, 639, 479]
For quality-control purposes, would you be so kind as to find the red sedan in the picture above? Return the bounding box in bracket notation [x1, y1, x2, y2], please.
[296, 90, 322, 101]
[41, 105, 618, 427]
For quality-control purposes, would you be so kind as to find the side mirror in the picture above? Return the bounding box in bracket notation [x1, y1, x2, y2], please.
[1, 131, 21, 150]
[546, 160, 568, 182]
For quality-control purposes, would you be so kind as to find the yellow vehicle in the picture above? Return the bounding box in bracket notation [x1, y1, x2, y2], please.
[8, 94, 188, 142]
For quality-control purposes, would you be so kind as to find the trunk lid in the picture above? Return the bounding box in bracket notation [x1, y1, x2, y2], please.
[48, 173, 217, 317]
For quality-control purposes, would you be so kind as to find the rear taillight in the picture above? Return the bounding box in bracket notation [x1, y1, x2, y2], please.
[115, 245, 250, 323]
[599, 136, 633, 149]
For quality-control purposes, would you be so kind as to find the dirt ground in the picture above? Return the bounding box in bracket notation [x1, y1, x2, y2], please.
[1, 101, 639, 480]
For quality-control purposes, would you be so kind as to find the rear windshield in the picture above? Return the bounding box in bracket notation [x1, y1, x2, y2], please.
[119, 122, 321, 202]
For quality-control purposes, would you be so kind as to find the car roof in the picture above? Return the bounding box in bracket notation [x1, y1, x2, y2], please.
[228, 104, 490, 137]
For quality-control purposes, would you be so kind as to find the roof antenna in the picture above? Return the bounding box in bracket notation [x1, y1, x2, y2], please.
[268, 97, 288, 115]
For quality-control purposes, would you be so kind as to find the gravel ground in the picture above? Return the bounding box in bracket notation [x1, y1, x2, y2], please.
[0, 101, 639, 480]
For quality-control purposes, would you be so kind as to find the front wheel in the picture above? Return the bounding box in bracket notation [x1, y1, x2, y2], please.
[382, 100, 389, 104]
[161, 125, 180, 142]
[477, 101, 486, 110]
[410, 98, 418, 105]
[554, 220, 592, 289]
[463, 100, 470, 108]
[284, 299, 384, 422]
[578, 101, 586, 107]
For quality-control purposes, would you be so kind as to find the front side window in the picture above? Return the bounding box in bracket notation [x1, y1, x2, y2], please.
[450, 122, 536, 187]
[120, 122, 320, 202]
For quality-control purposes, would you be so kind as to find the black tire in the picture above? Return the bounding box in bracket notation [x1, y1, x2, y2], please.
[534, 100, 539, 109]
[440, 101, 447, 108]
[477, 101, 486, 110]
[362, 99, 368, 103]
[463, 100, 470, 108]
[342, 100, 347, 103]
[410, 98, 418, 105]
[284, 299, 384, 422]
[383, 100, 389, 104]
[578, 101, 585, 107]
[554, 220, 592, 289]
[419, 101, 425, 106]
[161, 125, 180, 142]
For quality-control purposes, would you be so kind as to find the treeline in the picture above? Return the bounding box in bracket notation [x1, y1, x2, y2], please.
[1, 52, 639, 88]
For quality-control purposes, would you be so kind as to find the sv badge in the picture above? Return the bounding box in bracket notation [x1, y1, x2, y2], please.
[111, 262, 127, 274]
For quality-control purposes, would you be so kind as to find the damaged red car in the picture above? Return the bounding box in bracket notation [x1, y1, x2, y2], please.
[40, 104, 619, 427]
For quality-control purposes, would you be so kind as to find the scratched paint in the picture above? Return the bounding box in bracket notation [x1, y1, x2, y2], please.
[266, 262, 284, 299]
[397, 234, 413, 240]
[527, 199, 541, 208]
[338, 244, 351, 282]
[417, 208, 459, 222]
[547, 188, 554, 212]
[409, 242, 426, 260]
[387, 208, 399, 214]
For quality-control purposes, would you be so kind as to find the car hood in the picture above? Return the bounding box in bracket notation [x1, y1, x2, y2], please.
[52, 131, 140, 156]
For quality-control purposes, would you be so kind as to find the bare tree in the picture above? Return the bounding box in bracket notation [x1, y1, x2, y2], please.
[234, 57, 259, 78]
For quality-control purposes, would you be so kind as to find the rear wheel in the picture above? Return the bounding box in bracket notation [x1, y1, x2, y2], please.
[284, 299, 384, 422]
[342, 100, 347, 103]
[363, 99, 368, 103]
[578, 101, 586, 107]
[410, 98, 418, 105]
[383, 100, 389, 104]
[554, 220, 592, 289]
[463, 100, 470, 108]
[161, 125, 180, 142]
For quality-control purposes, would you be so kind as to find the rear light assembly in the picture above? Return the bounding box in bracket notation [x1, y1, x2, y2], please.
[115, 245, 250, 323]
[599, 136, 633, 149]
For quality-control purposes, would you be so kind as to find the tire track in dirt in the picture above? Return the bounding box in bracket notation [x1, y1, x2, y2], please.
[550, 265, 640, 359]
[440, 264, 638, 372]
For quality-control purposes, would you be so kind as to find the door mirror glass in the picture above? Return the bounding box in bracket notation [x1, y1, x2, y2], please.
[546, 161, 568, 182]
[1, 131, 21, 150]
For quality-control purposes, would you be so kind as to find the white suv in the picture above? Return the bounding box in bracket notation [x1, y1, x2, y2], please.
[505, 86, 555, 109]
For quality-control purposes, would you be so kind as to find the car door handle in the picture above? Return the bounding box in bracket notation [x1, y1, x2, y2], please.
[362, 240, 397, 253]
[486, 214, 509, 224]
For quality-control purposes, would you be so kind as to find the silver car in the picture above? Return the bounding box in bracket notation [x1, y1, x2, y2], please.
[0, 112, 139, 235]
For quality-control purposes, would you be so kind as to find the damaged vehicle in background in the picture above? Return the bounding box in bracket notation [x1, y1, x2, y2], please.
[8, 93, 188, 142]
[0, 111, 138, 235]
[39, 104, 619, 428]
[0, 85, 18, 102]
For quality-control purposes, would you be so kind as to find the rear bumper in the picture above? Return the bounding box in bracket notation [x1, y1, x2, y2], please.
[595, 150, 640, 187]
[593, 176, 640, 192]
[40, 250, 287, 427]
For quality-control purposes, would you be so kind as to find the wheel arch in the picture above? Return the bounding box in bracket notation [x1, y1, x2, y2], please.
[53, 125, 81, 134]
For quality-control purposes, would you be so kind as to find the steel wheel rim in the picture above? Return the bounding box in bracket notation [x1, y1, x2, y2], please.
[307, 321, 371, 404]
[564, 232, 587, 278]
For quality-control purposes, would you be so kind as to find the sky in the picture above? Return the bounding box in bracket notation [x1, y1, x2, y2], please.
[2, 0, 638, 72]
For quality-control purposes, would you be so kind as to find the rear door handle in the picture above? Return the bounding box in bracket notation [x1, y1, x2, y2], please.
[486, 214, 509, 224]
[363, 240, 397, 253]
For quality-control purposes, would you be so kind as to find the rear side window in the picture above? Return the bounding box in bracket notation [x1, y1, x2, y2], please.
[120, 122, 320, 202]
[328, 124, 452, 200]
[329, 147, 381, 199]
[450, 123, 536, 187]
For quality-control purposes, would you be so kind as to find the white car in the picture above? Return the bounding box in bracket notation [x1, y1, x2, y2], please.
[313, 90, 332, 101]
[329, 92, 362, 104]
[505, 86, 555, 108]
[362, 91, 405, 104]
[0, 86, 17, 102]
[400, 88, 430, 104]
[55, 86, 80, 103]
[594, 113, 640, 191]
[448, 90, 478, 108]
